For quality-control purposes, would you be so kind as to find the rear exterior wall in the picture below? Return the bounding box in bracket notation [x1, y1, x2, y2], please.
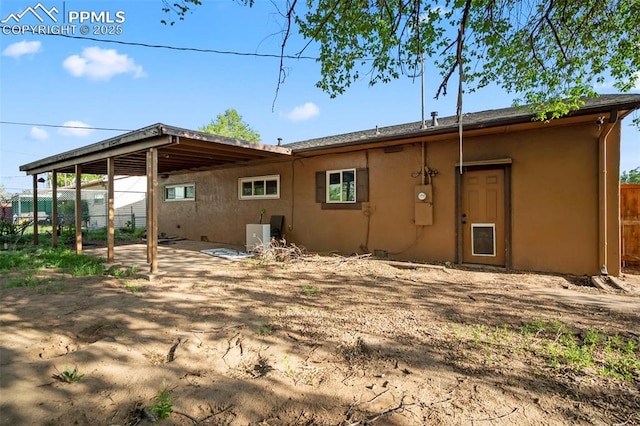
[158, 121, 620, 276]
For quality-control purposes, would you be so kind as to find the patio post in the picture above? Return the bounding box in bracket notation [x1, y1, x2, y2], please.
[32, 174, 39, 246]
[75, 165, 82, 254]
[107, 158, 115, 263]
[146, 148, 158, 274]
[51, 170, 58, 248]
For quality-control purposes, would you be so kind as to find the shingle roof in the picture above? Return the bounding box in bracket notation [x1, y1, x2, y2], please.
[285, 94, 640, 152]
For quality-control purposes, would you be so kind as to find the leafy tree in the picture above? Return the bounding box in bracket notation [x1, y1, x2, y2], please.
[199, 109, 261, 142]
[621, 167, 640, 183]
[47, 173, 104, 188]
[164, 0, 640, 119]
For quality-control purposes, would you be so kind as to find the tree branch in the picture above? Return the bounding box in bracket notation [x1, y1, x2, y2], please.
[272, 0, 299, 111]
[436, 0, 472, 99]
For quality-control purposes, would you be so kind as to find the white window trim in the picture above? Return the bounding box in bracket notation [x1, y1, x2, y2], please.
[238, 175, 280, 200]
[326, 168, 357, 203]
[471, 223, 496, 257]
[164, 183, 195, 202]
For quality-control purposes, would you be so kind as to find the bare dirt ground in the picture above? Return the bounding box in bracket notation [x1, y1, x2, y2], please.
[1, 242, 639, 425]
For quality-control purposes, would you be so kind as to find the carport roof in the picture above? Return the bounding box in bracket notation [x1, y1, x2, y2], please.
[19, 123, 292, 176]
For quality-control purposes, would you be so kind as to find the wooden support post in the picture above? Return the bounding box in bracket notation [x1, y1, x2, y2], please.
[32, 174, 39, 246]
[107, 158, 115, 263]
[146, 148, 158, 274]
[146, 156, 152, 263]
[75, 165, 82, 254]
[51, 170, 58, 248]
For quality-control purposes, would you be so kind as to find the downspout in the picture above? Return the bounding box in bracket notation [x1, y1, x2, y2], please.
[598, 111, 618, 275]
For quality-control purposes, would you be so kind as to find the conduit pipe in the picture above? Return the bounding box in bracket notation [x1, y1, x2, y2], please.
[598, 111, 618, 275]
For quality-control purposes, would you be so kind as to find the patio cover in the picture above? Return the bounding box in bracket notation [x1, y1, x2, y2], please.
[19, 123, 292, 274]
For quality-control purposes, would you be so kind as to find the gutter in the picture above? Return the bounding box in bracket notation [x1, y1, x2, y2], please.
[597, 110, 618, 275]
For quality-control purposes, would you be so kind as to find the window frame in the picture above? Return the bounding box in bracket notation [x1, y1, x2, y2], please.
[238, 175, 281, 200]
[326, 168, 357, 204]
[164, 183, 195, 202]
[93, 193, 105, 205]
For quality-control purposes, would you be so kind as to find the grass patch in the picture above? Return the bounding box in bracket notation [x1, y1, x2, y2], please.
[449, 319, 639, 381]
[3, 274, 46, 289]
[0, 247, 105, 275]
[257, 324, 274, 336]
[301, 285, 320, 297]
[108, 265, 138, 279]
[123, 281, 142, 293]
[0, 247, 142, 282]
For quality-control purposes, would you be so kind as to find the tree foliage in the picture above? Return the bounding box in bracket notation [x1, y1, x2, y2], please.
[47, 173, 104, 188]
[199, 109, 261, 142]
[621, 167, 640, 183]
[164, 0, 639, 119]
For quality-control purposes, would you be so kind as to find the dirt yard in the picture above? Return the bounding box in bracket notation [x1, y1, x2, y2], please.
[1, 242, 639, 425]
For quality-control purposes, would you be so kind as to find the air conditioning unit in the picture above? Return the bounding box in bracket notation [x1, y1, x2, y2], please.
[246, 224, 270, 251]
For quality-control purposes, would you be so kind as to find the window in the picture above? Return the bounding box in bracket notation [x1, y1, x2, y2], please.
[315, 168, 368, 210]
[164, 184, 195, 201]
[239, 175, 280, 199]
[327, 169, 356, 203]
[94, 193, 105, 205]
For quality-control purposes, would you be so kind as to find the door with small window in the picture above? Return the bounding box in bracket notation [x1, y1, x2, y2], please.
[462, 168, 505, 266]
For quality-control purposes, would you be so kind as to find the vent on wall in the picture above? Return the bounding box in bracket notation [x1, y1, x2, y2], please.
[383, 146, 403, 154]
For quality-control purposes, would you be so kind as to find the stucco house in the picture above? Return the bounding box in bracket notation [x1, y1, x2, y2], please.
[19, 94, 640, 276]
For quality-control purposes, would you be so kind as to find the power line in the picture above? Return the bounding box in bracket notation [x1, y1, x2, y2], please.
[0, 121, 133, 132]
[33, 32, 319, 60]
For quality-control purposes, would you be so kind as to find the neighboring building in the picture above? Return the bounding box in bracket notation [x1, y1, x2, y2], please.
[19, 94, 640, 276]
[11, 176, 146, 229]
[79, 176, 147, 229]
[157, 95, 639, 276]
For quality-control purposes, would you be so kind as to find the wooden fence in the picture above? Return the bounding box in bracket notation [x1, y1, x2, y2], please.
[621, 183, 640, 265]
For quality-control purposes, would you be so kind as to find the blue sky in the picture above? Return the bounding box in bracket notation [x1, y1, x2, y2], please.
[1, 0, 638, 192]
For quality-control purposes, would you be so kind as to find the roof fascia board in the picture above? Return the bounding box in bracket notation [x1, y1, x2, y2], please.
[20, 124, 167, 173]
[291, 110, 625, 156]
[165, 126, 292, 155]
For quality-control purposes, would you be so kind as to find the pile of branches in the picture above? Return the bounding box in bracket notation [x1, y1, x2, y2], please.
[253, 238, 307, 263]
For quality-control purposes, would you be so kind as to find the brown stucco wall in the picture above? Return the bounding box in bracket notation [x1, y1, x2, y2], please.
[158, 119, 622, 276]
[158, 162, 292, 245]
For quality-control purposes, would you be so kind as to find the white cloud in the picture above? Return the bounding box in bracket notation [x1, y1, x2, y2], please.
[59, 121, 93, 137]
[62, 47, 146, 80]
[283, 102, 320, 122]
[2, 40, 42, 58]
[29, 127, 49, 140]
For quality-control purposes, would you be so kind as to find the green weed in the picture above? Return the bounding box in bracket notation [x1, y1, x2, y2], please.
[52, 366, 84, 383]
[108, 265, 138, 279]
[257, 324, 273, 336]
[123, 281, 141, 293]
[301, 285, 319, 296]
[150, 379, 173, 419]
